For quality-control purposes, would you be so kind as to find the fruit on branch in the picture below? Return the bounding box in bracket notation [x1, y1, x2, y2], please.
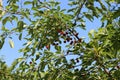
[70, 41, 73, 45]
[64, 40, 66, 43]
[46, 45, 50, 49]
[76, 58, 79, 63]
[29, 62, 32, 64]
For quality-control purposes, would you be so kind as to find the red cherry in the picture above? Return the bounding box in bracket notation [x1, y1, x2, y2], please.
[67, 51, 69, 54]
[66, 32, 68, 34]
[52, 43, 56, 45]
[60, 31, 64, 35]
[70, 38, 72, 40]
[66, 38, 70, 42]
[56, 43, 59, 45]
[117, 65, 120, 69]
[70, 41, 73, 45]
[63, 33, 66, 36]
[64, 41, 66, 43]
[76, 58, 79, 63]
[46, 45, 50, 49]
[29, 62, 32, 64]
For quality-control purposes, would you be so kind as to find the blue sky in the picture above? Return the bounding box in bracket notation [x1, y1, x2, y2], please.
[0, 0, 101, 66]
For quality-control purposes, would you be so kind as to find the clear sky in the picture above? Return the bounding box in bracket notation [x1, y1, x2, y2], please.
[0, 0, 101, 66]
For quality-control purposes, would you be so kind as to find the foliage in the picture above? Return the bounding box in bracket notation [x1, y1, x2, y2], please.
[0, 0, 120, 80]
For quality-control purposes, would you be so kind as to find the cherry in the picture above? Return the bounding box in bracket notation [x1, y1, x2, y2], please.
[65, 32, 68, 34]
[76, 58, 79, 63]
[117, 65, 120, 69]
[70, 38, 72, 40]
[60, 31, 64, 35]
[66, 38, 70, 42]
[52, 43, 56, 45]
[64, 41, 66, 43]
[29, 62, 32, 64]
[56, 43, 59, 45]
[63, 33, 66, 36]
[70, 41, 73, 45]
[67, 51, 69, 54]
[46, 45, 50, 49]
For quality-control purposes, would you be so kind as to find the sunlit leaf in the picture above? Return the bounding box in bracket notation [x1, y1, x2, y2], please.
[9, 39, 14, 48]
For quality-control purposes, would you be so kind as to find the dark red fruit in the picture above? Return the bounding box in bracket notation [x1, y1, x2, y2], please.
[66, 38, 70, 42]
[60, 31, 64, 35]
[56, 43, 59, 45]
[66, 32, 68, 34]
[63, 33, 66, 36]
[76, 58, 79, 63]
[67, 51, 69, 54]
[29, 62, 32, 64]
[70, 41, 73, 45]
[70, 38, 72, 40]
[117, 65, 120, 69]
[52, 43, 56, 45]
[46, 45, 50, 49]
[64, 41, 66, 43]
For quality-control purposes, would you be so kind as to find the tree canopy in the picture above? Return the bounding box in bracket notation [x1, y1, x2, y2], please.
[0, 0, 120, 80]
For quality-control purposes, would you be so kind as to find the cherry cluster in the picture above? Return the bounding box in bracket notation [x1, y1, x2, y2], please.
[45, 28, 82, 50]
[58, 29, 82, 44]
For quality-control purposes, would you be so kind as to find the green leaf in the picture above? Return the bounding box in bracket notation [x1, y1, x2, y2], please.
[24, 1, 32, 5]
[17, 21, 24, 32]
[19, 33, 22, 40]
[9, 39, 14, 48]
[88, 29, 95, 39]
[57, 6, 60, 11]
[55, 45, 61, 51]
[0, 40, 4, 49]
[113, 10, 120, 19]
[84, 13, 94, 21]
[2, 17, 9, 25]
[40, 61, 46, 71]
